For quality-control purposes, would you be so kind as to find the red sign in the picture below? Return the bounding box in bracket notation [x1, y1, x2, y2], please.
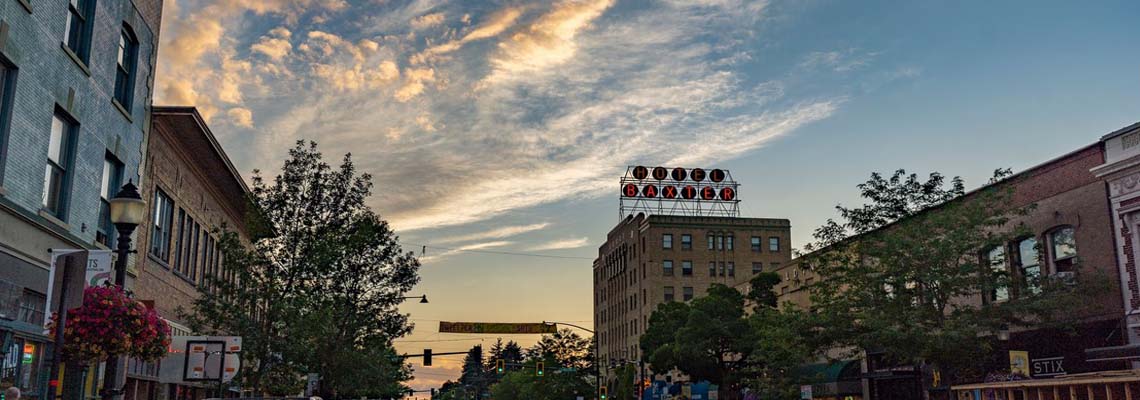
[681, 186, 697, 199]
[690, 168, 706, 182]
[623, 184, 639, 197]
[662, 186, 678, 199]
[710, 169, 726, 183]
[642, 185, 658, 198]
[671, 168, 687, 181]
[633, 166, 649, 180]
[701, 187, 717, 200]
[719, 187, 736, 201]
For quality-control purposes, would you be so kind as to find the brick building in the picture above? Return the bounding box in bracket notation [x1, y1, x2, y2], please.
[129, 106, 250, 400]
[757, 129, 1140, 399]
[593, 213, 792, 382]
[0, 0, 162, 397]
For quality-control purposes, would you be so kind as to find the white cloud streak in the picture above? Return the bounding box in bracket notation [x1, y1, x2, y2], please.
[529, 237, 590, 251]
[434, 223, 552, 244]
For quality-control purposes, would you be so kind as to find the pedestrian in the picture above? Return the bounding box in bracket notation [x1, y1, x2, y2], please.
[5, 386, 20, 400]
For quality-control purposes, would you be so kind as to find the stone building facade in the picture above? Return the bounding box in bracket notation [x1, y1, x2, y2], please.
[593, 213, 792, 382]
[129, 106, 250, 400]
[0, 0, 162, 398]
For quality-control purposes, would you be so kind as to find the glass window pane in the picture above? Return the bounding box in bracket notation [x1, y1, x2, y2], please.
[1019, 238, 1039, 267]
[1052, 228, 1077, 260]
[49, 116, 65, 162]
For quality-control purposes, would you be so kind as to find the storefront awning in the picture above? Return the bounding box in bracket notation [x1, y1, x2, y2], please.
[1086, 344, 1140, 363]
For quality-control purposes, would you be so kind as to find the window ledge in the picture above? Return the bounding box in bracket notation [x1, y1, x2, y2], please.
[111, 99, 133, 122]
[59, 43, 91, 77]
[147, 253, 171, 269]
[14, 0, 31, 14]
[37, 209, 71, 230]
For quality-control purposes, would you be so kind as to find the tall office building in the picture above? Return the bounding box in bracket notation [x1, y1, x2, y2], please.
[0, 0, 163, 396]
[592, 213, 792, 382]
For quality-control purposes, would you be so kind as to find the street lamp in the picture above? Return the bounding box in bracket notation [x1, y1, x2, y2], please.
[102, 181, 146, 400]
[402, 295, 429, 304]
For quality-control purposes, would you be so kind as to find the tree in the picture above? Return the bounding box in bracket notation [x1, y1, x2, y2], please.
[640, 286, 754, 391]
[488, 339, 525, 373]
[806, 169, 1107, 383]
[489, 366, 593, 400]
[528, 329, 594, 372]
[745, 272, 782, 310]
[182, 141, 420, 396]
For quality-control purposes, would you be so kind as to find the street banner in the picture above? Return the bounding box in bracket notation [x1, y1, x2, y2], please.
[84, 250, 113, 287]
[44, 250, 89, 329]
[438, 321, 557, 334]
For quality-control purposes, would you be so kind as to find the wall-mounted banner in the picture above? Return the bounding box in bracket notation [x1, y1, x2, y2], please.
[438, 322, 557, 334]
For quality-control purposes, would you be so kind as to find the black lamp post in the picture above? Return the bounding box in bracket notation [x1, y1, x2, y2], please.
[101, 181, 146, 400]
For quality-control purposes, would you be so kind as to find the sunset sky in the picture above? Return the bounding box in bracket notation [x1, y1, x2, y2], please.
[154, 0, 1140, 391]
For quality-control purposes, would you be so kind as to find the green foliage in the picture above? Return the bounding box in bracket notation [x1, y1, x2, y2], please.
[181, 141, 419, 397]
[806, 168, 1108, 381]
[489, 367, 594, 400]
[746, 272, 782, 310]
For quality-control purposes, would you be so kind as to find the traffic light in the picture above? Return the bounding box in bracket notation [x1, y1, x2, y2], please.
[496, 359, 505, 374]
[536, 361, 544, 377]
[600, 386, 608, 399]
[423, 349, 432, 367]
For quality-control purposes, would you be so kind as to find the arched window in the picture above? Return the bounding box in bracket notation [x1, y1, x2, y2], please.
[1049, 226, 1078, 273]
[114, 24, 139, 110]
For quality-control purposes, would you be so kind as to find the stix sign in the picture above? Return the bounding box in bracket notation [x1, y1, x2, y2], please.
[622, 166, 736, 201]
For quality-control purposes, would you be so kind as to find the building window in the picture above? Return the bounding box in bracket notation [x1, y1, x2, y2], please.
[727, 262, 735, 277]
[17, 290, 45, 325]
[1016, 237, 1041, 295]
[681, 234, 692, 250]
[719, 262, 726, 277]
[663, 234, 673, 250]
[726, 236, 734, 251]
[662, 260, 673, 277]
[664, 286, 674, 302]
[683, 287, 694, 301]
[64, 0, 97, 62]
[708, 262, 716, 277]
[43, 113, 76, 218]
[987, 246, 1009, 303]
[96, 155, 124, 247]
[149, 189, 174, 261]
[113, 25, 139, 110]
[751, 236, 761, 252]
[752, 262, 763, 274]
[769, 237, 780, 252]
[681, 261, 692, 276]
[716, 235, 724, 250]
[1050, 226, 1078, 273]
[707, 235, 714, 250]
[0, 62, 14, 183]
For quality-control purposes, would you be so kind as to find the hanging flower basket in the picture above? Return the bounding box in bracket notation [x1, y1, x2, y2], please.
[50, 285, 171, 363]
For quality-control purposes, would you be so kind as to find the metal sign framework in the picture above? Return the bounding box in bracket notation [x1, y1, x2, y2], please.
[619, 166, 740, 219]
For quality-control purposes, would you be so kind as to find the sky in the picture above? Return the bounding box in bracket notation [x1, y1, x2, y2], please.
[154, 0, 1140, 393]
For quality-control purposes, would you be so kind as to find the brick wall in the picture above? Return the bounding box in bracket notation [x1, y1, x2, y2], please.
[0, 0, 161, 244]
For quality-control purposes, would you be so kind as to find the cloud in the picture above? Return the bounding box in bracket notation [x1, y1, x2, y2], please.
[529, 237, 590, 251]
[420, 241, 514, 263]
[395, 67, 436, 101]
[226, 107, 254, 127]
[251, 27, 292, 60]
[411, 7, 523, 64]
[411, 12, 446, 30]
[799, 48, 880, 72]
[435, 223, 552, 244]
[486, 0, 614, 82]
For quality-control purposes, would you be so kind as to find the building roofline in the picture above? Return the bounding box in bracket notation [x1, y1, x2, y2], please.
[1101, 121, 1140, 141]
[151, 106, 251, 196]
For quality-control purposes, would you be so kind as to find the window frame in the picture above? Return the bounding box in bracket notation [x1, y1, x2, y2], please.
[985, 245, 1009, 303]
[751, 236, 761, 252]
[1048, 226, 1078, 273]
[96, 154, 124, 247]
[662, 260, 673, 277]
[752, 262, 763, 275]
[681, 260, 692, 276]
[680, 234, 692, 250]
[0, 59, 17, 184]
[662, 234, 673, 250]
[769, 236, 781, 252]
[43, 112, 78, 219]
[148, 188, 175, 262]
[1015, 236, 1042, 295]
[682, 286, 694, 302]
[64, 0, 97, 62]
[663, 286, 674, 302]
[113, 24, 140, 111]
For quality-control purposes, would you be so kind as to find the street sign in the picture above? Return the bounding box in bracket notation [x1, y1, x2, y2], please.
[438, 322, 557, 334]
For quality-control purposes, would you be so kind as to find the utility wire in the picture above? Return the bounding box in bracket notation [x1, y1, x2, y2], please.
[400, 242, 595, 260]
